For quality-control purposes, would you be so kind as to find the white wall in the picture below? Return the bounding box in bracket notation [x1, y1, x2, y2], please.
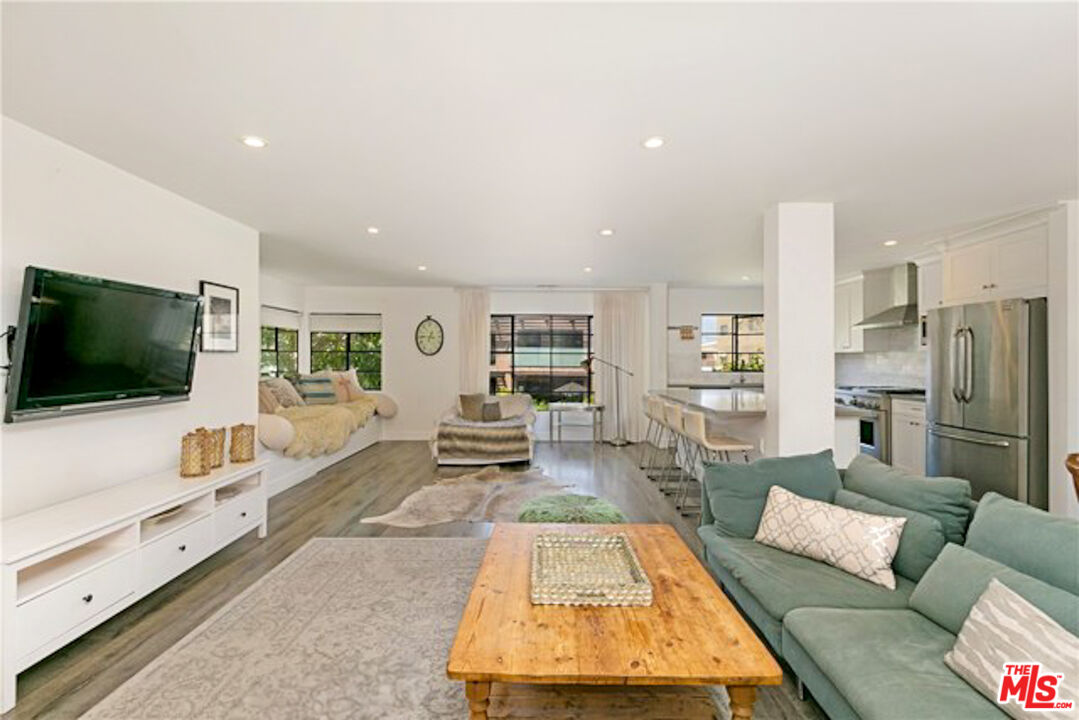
[490, 290, 593, 316]
[260, 272, 308, 369]
[1, 119, 260, 518]
[667, 286, 764, 387]
[303, 286, 459, 441]
[1048, 200, 1079, 519]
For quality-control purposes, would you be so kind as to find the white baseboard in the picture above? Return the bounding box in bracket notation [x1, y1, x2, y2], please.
[265, 418, 382, 497]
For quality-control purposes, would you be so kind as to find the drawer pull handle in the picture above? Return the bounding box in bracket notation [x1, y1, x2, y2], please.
[240, 511, 247, 518]
[82, 594, 93, 604]
[179, 544, 187, 552]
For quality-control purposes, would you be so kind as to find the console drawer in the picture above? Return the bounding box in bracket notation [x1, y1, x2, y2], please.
[16, 550, 136, 661]
[214, 490, 263, 543]
[139, 514, 215, 593]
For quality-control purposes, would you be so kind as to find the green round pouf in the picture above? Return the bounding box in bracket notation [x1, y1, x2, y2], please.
[517, 494, 627, 524]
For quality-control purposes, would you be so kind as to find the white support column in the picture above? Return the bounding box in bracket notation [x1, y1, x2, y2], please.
[763, 203, 836, 457]
[1048, 200, 1079, 519]
[647, 283, 669, 391]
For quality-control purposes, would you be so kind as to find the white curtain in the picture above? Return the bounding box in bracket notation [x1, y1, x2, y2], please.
[593, 290, 648, 442]
[458, 288, 491, 394]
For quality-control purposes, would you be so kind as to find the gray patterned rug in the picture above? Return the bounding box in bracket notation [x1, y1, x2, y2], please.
[83, 538, 486, 720]
[361, 465, 571, 528]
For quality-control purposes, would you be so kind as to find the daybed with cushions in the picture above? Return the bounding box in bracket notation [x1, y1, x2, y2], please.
[431, 393, 535, 465]
[257, 370, 397, 458]
[699, 451, 1079, 720]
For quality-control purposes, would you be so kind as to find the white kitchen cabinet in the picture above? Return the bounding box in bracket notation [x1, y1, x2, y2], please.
[834, 279, 863, 353]
[941, 226, 1048, 305]
[918, 259, 943, 314]
[890, 399, 926, 474]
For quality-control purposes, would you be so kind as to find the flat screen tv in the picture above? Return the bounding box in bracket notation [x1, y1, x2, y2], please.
[4, 267, 203, 422]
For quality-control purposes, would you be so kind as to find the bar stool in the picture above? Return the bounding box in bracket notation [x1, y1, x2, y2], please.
[679, 410, 753, 515]
[639, 393, 660, 470]
[660, 402, 688, 497]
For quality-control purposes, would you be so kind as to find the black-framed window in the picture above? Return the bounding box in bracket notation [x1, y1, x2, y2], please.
[701, 314, 765, 372]
[310, 331, 382, 389]
[490, 314, 592, 410]
[260, 326, 299, 377]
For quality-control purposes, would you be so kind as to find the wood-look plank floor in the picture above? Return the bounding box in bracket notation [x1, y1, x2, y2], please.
[5, 441, 825, 720]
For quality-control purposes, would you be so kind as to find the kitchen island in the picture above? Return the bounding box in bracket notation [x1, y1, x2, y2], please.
[652, 387, 766, 418]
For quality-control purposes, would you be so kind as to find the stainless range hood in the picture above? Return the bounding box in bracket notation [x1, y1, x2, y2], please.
[856, 263, 918, 330]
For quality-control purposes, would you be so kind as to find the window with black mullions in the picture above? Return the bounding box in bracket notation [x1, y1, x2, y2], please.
[260, 326, 299, 377]
[489, 314, 592, 409]
[700, 314, 765, 372]
[310, 331, 382, 389]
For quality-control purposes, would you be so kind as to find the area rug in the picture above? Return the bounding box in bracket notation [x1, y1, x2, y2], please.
[361, 465, 572, 528]
[83, 538, 486, 720]
[82, 538, 732, 720]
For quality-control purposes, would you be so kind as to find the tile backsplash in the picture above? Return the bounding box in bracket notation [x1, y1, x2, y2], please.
[835, 350, 928, 389]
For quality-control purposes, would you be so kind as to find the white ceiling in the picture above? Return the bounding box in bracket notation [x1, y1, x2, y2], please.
[4, 2, 1076, 287]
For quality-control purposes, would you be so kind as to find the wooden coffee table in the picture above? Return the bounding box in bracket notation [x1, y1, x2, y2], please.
[447, 523, 782, 720]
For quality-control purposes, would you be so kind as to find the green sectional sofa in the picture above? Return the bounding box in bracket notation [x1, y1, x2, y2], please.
[698, 451, 1079, 720]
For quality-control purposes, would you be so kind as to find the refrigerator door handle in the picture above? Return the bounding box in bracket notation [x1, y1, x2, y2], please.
[963, 327, 975, 403]
[928, 428, 1011, 448]
[951, 327, 965, 403]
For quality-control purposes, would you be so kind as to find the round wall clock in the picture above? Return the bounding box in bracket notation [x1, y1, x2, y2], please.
[415, 315, 444, 356]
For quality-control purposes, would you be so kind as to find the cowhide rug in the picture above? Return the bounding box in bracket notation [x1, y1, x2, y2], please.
[361, 465, 572, 528]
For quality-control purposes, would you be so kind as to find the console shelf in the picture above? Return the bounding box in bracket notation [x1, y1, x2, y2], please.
[1, 458, 270, 712]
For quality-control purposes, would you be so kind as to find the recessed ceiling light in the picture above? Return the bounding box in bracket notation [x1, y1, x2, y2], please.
[741, 275, 751, 281]
[883, 240, 898, 247]
[240, 135, 268, 149]
[642, 136, 665, 149]
[598, 229, 615, 237]
[366, 226, 380, 235]
[417, 265, 427, 272]
[583, 267, 593, 273]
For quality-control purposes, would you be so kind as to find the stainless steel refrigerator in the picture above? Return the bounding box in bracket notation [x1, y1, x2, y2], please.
[927, 298, 1048, 508]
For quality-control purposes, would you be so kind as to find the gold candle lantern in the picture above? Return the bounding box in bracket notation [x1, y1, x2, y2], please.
[199, 427, 226, 468]
[229, 423, 255, 463]
[180, 431, 212, 477]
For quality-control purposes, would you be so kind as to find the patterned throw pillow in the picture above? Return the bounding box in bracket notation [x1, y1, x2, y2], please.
[295, 375, 337, 405]
[257, 383, 282, 414]
[945, 578, 1079, 720]
[263, 377, 304, 407]
[481, 401, 502, 422]
[754, 485, 907, 589]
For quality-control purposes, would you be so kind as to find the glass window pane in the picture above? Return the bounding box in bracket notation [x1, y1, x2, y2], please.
[702, 315, 733, 334]
[350, 352, 381, 371]
[739, 334, 765, 354]
[491, 334, 513, 352]
[737, 354, 765, 371]
[311, 351, 347, 371]
[260, 351, 278, 376]
[350, 332, 382, 350]
[279, 330, 298, 351]
[280, 352, 299, 375]
[261, 327, 276, 350]
[311, 332, 346, 352]
[490, 353, 512, 372]
[701, 335, 733, 354]
[357, 373, 381, 390]
[738, 315, 764, 334]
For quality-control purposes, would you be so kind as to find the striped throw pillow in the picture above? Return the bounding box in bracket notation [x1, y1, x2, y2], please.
[945, 578, 1079, 720]
[295, 375, 337, 405]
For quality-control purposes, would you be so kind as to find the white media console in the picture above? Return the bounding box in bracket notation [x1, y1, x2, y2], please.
[0, 457, 271, 711]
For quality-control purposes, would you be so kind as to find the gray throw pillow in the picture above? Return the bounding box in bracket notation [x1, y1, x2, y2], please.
[459, 393, 485, 422]
[481, 401, 502, 422]
[945, 578, 1079, 720]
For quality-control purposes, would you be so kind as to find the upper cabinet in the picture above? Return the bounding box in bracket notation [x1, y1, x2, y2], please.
[941, 225, 1048, 306]
[918, 259, 943, 314]
[834, 278, 864, 354]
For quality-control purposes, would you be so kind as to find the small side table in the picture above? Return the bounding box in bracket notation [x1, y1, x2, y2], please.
[548, 402, 605, 443]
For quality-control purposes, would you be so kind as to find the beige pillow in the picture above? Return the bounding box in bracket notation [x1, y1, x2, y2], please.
[482, 401, 502, 422]
[497, 394, 532, 419]
[264, 377, 304, 407]
[459, 393, 486, 422]
[258, 413, 295, 452]
[754, 485, 906, 589]
[945, 579, 1079, 720]
[369, 392, 398, 418]
[258, 383, 282, 414]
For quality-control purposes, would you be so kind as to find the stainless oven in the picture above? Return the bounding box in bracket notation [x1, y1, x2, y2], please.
[855, 409, 887, 461]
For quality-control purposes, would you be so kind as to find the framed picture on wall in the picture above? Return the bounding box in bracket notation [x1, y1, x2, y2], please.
[199, 280, 239, 352]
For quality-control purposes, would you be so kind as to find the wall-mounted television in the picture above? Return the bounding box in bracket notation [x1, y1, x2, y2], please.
[4, 267, 203, 423]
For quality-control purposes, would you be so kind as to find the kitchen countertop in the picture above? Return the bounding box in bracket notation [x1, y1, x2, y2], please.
[652, 387, 766, 417]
